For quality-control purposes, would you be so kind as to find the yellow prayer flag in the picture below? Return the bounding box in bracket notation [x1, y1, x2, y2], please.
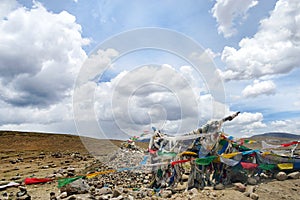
[222, 152, 241, 159]
[86, 169, 116, 179]
[262, 152, 271, 156]
[277, 163, 293, 170]
[180, 151, 198, 157]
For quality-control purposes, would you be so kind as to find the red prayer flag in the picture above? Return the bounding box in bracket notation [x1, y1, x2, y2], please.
[240, 162, 258, 169]
[171, 159, 190, 167]
[24, 177, 53, 185]
[281, 141, 299, 147]
[149, 148, 157, 154]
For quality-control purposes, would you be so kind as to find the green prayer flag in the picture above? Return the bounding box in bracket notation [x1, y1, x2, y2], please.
[258, 164, 276, 170]
[57, 176, 84, 188]
[157, 169, 163, 178]
[219, 139, 227, 145]
[195, 156, 217, 165]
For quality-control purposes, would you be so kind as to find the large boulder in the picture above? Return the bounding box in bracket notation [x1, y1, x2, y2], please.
[61, 179, 90, 195]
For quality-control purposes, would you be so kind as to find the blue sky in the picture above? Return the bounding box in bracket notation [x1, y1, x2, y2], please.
[0, 0, 299, 139]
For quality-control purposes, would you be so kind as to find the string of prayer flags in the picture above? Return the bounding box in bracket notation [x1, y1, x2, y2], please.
[243, 139, 256, 144]
[57, 176, 84, 188]
[262, 140, 300, 149]
[281, 141, 299, 147]
[195, 156, 217, 165]
[24, 177, 53, 185]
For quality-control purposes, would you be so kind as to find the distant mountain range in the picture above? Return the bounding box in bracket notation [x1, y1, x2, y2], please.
[251, 132, 300, 140]
[138, 132, 300, 143]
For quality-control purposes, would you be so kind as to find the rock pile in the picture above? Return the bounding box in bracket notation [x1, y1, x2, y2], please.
[49, 145, 300, 200]
[2, 146, 300, 199]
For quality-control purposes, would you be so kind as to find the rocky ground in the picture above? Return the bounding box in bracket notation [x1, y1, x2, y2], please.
[0, 131, 300, 200]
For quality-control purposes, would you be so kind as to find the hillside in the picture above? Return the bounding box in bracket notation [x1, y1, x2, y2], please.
[251, 132, 300, 140]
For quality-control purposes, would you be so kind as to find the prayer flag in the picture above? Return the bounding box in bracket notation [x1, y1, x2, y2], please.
[24, 177, 53, 185]
[277, 163, 293, 170]
[57, 176, 84, 188]
[240, 162, 258, 169]
[195, 156, 217, 165]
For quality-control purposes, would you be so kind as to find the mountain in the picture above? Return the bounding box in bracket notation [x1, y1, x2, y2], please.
[250, 132, 300, 140]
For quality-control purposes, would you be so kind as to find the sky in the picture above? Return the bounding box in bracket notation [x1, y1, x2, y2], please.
[0, 0, 299, 140]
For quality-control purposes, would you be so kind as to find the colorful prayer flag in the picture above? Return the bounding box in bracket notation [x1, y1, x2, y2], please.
[24, 177, 53, 185]
[277, 163, 293, 170]
[57, 176, 84, 188]
[195, 156, 217, 165]
[240, 162, 258, 169]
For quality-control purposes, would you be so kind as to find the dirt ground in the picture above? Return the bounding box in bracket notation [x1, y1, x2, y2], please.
[0, 131, 300, 200]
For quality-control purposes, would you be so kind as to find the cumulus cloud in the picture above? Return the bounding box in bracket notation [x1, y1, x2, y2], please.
[0, 0, 19, 19]
[242, 80, 276, 98]
[211, 0, 258, 38]
[94, 65, 201, 135]
[73, 56, 233, 139]
[270, 119, 300, 134]
[0, 2, 89, 107]
[0, 2, 88, 133]
[219, 0, 300, 81]
[224, 112, 267, 136]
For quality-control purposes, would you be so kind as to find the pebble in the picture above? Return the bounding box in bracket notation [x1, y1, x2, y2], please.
[246, 185, 256, 194]
[189, 188, 199, 195]
[112, 188, 122, 197]
[97, 187, 112, 195]
[57, 192, 68, 199]
[233, 182, 246, 192]
[244, 192, 251, 197]
[50, 192, 57, 200]
[11, 175, 21, 180]
[247, 177, 258, 185]
[250, 192, 259, 200]
[160, 190, 172, 198]
[214, 183, 225, 190]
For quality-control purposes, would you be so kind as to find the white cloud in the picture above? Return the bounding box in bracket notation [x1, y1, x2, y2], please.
[74, 63, 231, 138]
[270, 119, 300, 134]
[219, 0, 300, 81]
[271, 120, 288, 127]
[224, 112, 267, 135]
[0, 2, 88, 133]
[294, 101, 300, 107]
[0, 0, 19, 19]
[211, 0, 258, 38]
[0, 2, 89, 107]
[242, 80, 276, 98]
[204, 48, 220, 59]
